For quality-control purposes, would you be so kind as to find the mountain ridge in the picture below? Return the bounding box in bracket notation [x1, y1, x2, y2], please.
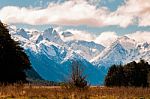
[9, 26, 150, 85]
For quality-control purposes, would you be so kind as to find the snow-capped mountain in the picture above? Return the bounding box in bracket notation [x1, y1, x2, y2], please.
[91, 36, 150, 67]
[91, 36, 136, 67]
[9, 27, 105, 85]
[9, 26, 150, 85]
[65, 40, 105, 60]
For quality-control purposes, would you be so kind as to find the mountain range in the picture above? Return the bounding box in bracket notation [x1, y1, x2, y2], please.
[9, 26, 150, 85]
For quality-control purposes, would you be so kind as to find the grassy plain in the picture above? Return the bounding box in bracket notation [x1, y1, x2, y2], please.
[0, 84, 150, 99]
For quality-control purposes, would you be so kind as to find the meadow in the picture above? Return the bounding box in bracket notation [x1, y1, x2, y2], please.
[0, 84, 150, 99]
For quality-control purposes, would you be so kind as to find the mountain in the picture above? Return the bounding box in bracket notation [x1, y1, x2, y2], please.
[26, 67, 43, 81]
[65, 40, 105, 60]
[91, 36, 150, 68]
[91, 36, 136, 67]
[9, 26, 150, 85]
[9, 27, 105, 85]
[61, 31, 73, 37]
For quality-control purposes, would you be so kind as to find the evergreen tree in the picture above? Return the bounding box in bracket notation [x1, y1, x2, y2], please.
[105, 59, 150, 87]
[0, 22, 31, 83]
[105, 64, 125, 87]
[124, 61, 137, 86]
[137, 59, 149, 87]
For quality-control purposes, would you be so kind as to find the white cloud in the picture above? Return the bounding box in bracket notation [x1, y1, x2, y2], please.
[95, 31, 150, 47]
[126, 31, 150, 43]
[0, 0, 149, 27]
[139, 13, 150, 26]
[0, 1, 108, 26]
[59, 29, 119, 47]
[94, 32, 118, 46]
[59, 29, 118, 47]
[59, 29, 150, 47]
[60, 29, 96, 42]
[116, 0, 150, 26]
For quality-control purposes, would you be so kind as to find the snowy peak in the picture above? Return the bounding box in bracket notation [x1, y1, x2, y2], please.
[66, 40, 105, 60]
[43, 27, 53, 34]
[137, 42, 150, 49]
[43, 28, 59, 38]
[61, 31, 73, 37]
[16, 28, 29, 39]
[91, 42, 127, 67]
[8, 26, 150, 85]
[118, 35, 130, 40]
[9, 26, 150, 68]
[43, 28, 63, 44]
[115, 36, 136, 50]
[91, 35, 150, 68]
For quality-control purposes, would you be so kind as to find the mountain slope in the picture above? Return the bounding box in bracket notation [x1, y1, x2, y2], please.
[9, 26, 150, 85]
[91, 36, 150, 68]
[9, 27, 105, 85]
[66, 40, 105, 60]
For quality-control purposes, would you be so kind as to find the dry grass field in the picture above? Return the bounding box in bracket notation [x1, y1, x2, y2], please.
[0, 84, 150, 99]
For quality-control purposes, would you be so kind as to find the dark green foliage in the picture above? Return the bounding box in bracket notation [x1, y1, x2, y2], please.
[0, 22, 31, 83]
[124, 60, 149, 87]
[105, 64, 125, 87]
[148, 72, 150, 86]
[105, 59, 150, 87]
[66, 61, 88, 89]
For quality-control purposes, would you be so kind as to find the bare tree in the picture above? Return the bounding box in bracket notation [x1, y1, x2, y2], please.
[68, 60, 88, 89]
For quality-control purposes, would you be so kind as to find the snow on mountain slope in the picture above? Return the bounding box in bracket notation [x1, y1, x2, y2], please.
[9, 26, 150, 85]
[91, 42, 128, 67]
[116, 36, 136, 51]
[9, 27, 105, 85]
[16, 28, 29, 39]
[125, 42, 150, 63]
[66, 40, 105, 60]
[91, 36, 150, 68]
[43, 28, 63, 45]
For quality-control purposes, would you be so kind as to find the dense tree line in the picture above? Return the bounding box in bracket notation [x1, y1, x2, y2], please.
[0, 22, 31, 83]
[105, 59, 150, 87]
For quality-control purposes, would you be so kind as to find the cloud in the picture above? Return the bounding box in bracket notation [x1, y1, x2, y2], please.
[95, 31, 150, 46]
[59, 29, 150, 47]
[126, 31, 150, 43]
[94, 32, 118, 46]
[115, 0, 150, 26]
[0, 1, 108, 26]
[60, 29, 96, 42]
[60, 29, 118, 47]
[0, 0, 149, 27]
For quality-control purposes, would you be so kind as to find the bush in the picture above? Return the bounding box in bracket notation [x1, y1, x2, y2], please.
[64, 61, 88, 90]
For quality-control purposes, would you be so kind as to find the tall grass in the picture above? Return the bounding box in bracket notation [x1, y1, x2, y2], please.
[0, 84, 150, 99]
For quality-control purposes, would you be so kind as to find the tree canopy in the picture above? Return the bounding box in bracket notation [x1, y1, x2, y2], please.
[0, 22, 31, 83]
[105, 59, 150, 87]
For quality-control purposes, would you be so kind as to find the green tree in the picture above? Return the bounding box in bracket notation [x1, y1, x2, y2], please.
[137, 59, 149, 87]
[105, 64, 125, 87]
[123, 61, 137, 86]
[0, 22, 31, 83]
[105, 59, 150, 87]
[124, 60, 150, 87]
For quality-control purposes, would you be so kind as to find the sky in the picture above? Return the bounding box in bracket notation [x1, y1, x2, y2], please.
[0, 0, 150, 45]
